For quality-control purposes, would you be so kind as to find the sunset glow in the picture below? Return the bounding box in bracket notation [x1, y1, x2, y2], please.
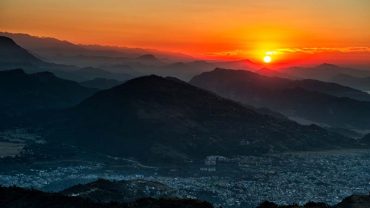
[1, 0, 369, 66]
[2, 1, 370, 206]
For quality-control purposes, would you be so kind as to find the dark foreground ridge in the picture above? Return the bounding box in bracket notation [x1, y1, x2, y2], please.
[0, 185, 369, 208]
[0, 186, 213, 208]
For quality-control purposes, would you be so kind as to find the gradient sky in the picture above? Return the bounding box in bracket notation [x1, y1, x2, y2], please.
[1, 0, 369, 65]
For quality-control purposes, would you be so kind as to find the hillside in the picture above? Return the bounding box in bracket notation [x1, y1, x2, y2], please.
[335, 194, 370, 208]
[0, 36, 45, 70]
[0, 186, 213, 208]
[80, 78, 123, 89]
[0, 32, 194, 62]
[1, 184, 369, 208]
[45, 75, 356, 163]
[331, 74, 370, 91]
[0, 69, 96, 116]
[190, 68, 370, 130]
[361, 134, 370, 145]
[283, 64, 370, 81]
[0, 36, 135, 82]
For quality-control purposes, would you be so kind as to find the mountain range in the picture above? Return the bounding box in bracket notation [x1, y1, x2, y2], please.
[0, 36, 132, 82]
[0, 31, 194, 62]
[261, 64, 370, 92]
[330, 74, 370, 91]
[190, 68, 370, 131]
[0, 33, 207, 80]
[0, 36, 47, 70]
[1, 34, 370, 162]
[283, 63, 370, 82]
[0, 66, 361, 163]
[1, 32, 370, 208]
[0, 69, 97, 130]
[0, 33, 260, 80]
[40, 75, 359, 164]
[2, 34, 369, 164]
[80, 78, 123, 89]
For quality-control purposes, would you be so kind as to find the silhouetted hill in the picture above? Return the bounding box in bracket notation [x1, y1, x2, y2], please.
[212, 59, 259, 71]
[0, 33, 213, 80]
[136, 54, 158, 61]
[361, 134, 370, 145]
[331, 74, 370, 91]
[0, 36, 45, 69]
[160, 60, 215, 80]
[190, 68, 370, 130]
[46, 75, 355, 163]
[257, 193, 370, 207]
[0, 69, 96, 116]
[257, 68, 292, 79]
[0, 36, 136, 82]
[294, 79, 370, 101]
[1, 185, 369, 208]
[335, 193, 370, 208]
[257, 201, 330, 208]
[192, 68, 370, 101]
[0, 32, 194, 64]
[73, 67, 132, 81]
[80, 78, 123, 89]
[61, 179, 176, 203]
[284, 64, 370, 82]
[0, 186, 213, 208]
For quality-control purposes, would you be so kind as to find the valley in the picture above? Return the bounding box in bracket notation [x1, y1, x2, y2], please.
[0, 143, 369, 208]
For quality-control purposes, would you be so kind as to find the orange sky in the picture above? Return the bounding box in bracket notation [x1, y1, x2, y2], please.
[1, 0, 369, 65]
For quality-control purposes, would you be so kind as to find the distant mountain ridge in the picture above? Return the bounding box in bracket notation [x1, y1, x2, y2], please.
[80, 78, 123, 89]
[0, 31, 194, 62]
[362, 134, 370, 145]
[190, 68, 370, 130]
[284, 63, 370, 82]
[136, 54, 159, 61]
[0, 35, 135, 82]
[331, 74, 370, 91]
[0, 36, 46, 69]
[0, 32, 261, 81]
[192, 68, 370, 101]
[0, 34, 208, 80]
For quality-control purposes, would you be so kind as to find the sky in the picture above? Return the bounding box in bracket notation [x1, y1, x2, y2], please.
[1, 0, 369, 65]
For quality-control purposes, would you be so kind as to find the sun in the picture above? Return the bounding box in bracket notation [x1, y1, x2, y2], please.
[263, 55, 272, 63]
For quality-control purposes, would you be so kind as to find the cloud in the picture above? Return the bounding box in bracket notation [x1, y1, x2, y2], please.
[276, 47, 370, 54]
[203, 46, 370, 60]
[206, 49, 247, 57]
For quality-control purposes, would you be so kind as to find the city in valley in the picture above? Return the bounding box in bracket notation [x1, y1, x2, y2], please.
[0, 128, 369, 207]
